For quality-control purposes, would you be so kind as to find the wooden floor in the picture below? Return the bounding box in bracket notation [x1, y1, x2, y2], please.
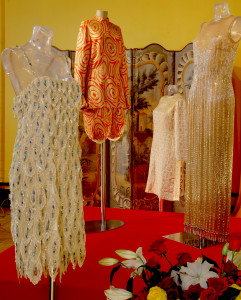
[0, 207, 13, 253]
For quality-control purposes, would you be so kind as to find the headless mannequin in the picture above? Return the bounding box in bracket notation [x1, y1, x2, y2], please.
[213, 2, 231, 21]
[147, 85, 186, 212]
[96, 10, 108, 19]
[167, 85, 179, 96]
[198, 2, 241, 44]
[155, 85, 179, 111]
[1, 25, 73, 95]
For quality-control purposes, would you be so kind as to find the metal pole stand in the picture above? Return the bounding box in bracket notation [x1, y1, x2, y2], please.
[49, 277, 55, 300]
[159, 198, 163, 212]
[85, 142, 124, 233]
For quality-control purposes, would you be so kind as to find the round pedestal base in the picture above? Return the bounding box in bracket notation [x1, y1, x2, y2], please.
[85, 220, 125, 233]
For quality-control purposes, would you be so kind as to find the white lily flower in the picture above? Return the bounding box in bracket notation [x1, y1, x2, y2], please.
[227, 250, 241, 270]
[98, 258, 119, 266]
[179, 257, 219, 290]
[115, 249, 138, 259]
[121, 247, 146, 277]
[222, 242, 229, 256]
[104, 285, 133, 300]
[170, 269, 180, 286]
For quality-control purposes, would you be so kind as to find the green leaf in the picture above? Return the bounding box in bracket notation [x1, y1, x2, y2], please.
[141, 269, 149, 286]
[110, 264, 121, 284]
[126, 277, 134, 293]
[202, 254, 220, 269]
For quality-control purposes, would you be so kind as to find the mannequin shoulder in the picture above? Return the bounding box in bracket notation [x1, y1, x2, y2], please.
[154, 96, 171, 111]
[53, 52, 70, 64]
[77, 20, 89, 33]
[1, 47, 21, 74]
[52, 53, 72, 80]
[52, 53, 71, 71]
[230, 16, 241, 43]
[109, 21, 121, 33]
[200, 22, 206, 32]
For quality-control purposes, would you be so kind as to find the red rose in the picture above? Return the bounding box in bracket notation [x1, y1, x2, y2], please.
[146, 256, 160, 269]
[158, 277, 179, 300]
[183, 284, 202, 300]
[158, 277, 176, 290]
[223, 260, 238, 275]
[228, 239, 241, 252]
[166, 287, 179, 300]
[177, 252, 193, 265]
[135, 288, 148, 300]
[207, 277, 229, 296]
[148, 238, 167, 256]
[200, 287, 218, 300]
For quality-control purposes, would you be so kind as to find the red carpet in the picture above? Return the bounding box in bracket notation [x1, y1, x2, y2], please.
[1, 207, 241, 300]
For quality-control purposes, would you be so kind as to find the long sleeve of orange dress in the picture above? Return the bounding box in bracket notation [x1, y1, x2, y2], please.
[74, 16, 130, 143]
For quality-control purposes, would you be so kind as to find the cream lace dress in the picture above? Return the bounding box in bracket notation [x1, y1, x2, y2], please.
[9, 76, 86, 284]
[184, 16, 240, 242]
[145, 93, 187, 201]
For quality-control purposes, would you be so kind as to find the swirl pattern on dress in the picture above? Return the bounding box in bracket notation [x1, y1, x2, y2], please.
[83, 107, 126, 143]
[74, 15, 130, 143]
[10, 76, 86, 284]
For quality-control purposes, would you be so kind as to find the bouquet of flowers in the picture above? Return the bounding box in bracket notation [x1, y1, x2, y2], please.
[99, 238, 241, 300]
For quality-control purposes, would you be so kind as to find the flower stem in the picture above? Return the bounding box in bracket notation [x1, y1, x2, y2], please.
[163, 253, 173, 267]
[220, 255, 224, 277]
[227, 251, 235, 277]
[120, 262, 143, 279]
[137, 254, 145, 265]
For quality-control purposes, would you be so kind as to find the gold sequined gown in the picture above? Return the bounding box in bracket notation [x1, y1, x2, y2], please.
[184, 16, 240, 242]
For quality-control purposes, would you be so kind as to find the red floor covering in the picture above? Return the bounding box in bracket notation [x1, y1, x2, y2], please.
[1, 207, 241, 300]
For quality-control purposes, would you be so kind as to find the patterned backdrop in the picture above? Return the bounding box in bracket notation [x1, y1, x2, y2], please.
[53, 43, 194, 210]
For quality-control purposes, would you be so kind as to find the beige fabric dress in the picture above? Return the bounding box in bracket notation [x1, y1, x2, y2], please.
[145, 93, 187, 201]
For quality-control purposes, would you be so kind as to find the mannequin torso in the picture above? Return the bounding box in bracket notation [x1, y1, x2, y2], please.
[1, 26, 73, 95]
[197, 2, 241, 46]
[154, 85, 180, 112]
[5, 27, 86, 285]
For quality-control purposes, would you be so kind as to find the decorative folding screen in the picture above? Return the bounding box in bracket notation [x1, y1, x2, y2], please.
[61, 43, 194, 211]
[110, 44, 194, 211]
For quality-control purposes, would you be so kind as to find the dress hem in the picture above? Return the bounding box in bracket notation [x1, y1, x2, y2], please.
[184, 223, 229, 243]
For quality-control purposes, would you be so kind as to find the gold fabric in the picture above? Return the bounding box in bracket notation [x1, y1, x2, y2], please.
[184, 16, 240, 242]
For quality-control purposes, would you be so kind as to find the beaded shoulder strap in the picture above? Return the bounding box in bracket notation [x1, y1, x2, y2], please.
[17, 46, 57, 77]
[17, 46, 37, 76]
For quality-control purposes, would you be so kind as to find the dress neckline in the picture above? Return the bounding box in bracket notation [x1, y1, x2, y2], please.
[93, 15, 109, 23]
[193, 15, 237, 47]
[209, 14, 233, 25]
[13, 76, 78, 99]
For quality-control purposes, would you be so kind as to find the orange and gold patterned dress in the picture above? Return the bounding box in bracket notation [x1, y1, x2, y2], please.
[74, 16, 130, 143]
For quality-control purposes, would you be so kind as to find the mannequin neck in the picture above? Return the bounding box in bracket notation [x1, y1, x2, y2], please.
[96, 10, 108, 19]
[28, 26, 53, 53]
[214, 2, 231, 22]
[168, 85, 178, 96]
